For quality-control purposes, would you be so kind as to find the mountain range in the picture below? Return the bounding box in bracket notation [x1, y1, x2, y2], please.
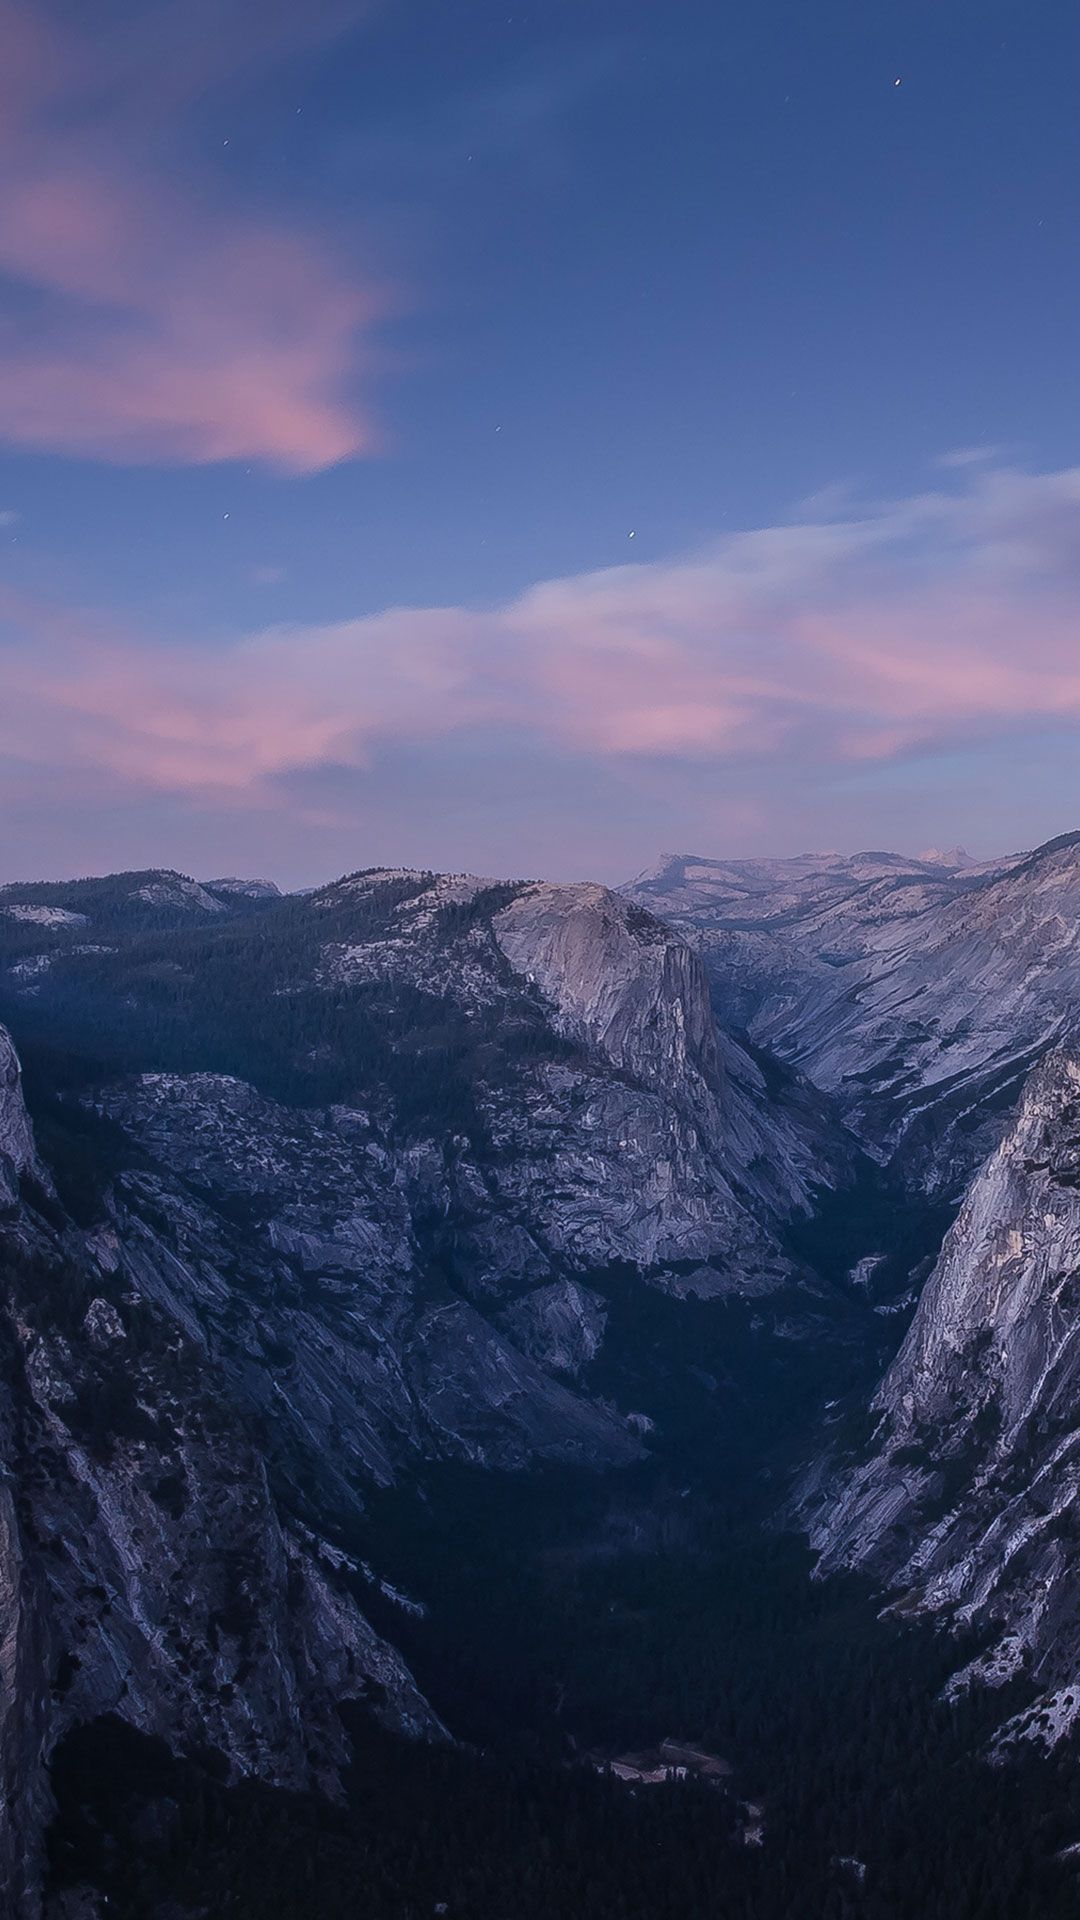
[3, 838, 1080, 1915]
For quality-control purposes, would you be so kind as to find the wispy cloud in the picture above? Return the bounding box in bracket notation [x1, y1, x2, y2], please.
[3, 463, 1080, 821]
[935, 445, 1001, 470]
[0, 0, 382, 471]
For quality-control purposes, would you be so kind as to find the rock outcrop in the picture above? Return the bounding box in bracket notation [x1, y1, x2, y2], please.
[805, 1047, 1080, 1745]
[492, 881, 723, 1091]
[0, 1027, 37, 1205]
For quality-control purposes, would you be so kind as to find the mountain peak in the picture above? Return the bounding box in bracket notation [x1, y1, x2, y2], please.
[917, 845, 978, 869]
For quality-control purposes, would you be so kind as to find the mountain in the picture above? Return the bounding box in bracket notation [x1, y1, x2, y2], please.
[5, 848, 1080, 1913]
[803, 1046, 1080, 1749]
[919, 846, 981, 870]
[621, 846, 1010, 1047]
[0, 863, 884, 1914]
[624, 835, 1080, 1195]
[0, 865, 853, 1293]
[3, 866, 802, 1519]
[202, 877, 283, 900]
[623, 846, 1005, 943]
[0, 870, 289, 937]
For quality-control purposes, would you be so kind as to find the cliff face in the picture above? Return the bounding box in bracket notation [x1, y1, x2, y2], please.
[805, 1048, 1080, 1745]
[95, 1071, 638, 1492]
[0, 1031, 444, 1918]
[490, 878, 849, 1232]
[0, 1027, 39, 1205]
[492, 881, 723, 1092]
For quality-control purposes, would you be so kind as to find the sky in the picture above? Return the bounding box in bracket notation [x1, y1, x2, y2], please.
[1, 0, 1080, 886]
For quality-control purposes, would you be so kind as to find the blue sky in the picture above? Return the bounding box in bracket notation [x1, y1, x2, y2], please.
[1, 0, 1079, 884]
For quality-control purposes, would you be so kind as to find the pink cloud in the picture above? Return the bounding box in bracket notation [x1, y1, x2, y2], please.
[0, 1, 382, 471]
[4, 462, 1080, 811]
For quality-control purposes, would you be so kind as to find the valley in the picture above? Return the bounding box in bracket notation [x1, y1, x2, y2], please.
[1, 844, 1080, 1915]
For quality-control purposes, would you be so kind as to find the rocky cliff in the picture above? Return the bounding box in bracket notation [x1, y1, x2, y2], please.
[493, 878, 849, 1225]
[0, 1030, 446, 1916]
[492, 881, 723, 1090]
[0, 1026, 40, 1204]
[96, 1069, 638, 1492]
[804, 1046, 1080, 1746]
